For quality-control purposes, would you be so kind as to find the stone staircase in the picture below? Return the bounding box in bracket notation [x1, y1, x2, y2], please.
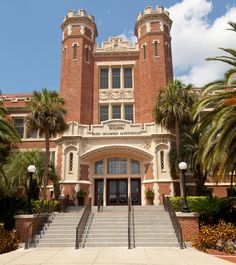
[83, 206, 179, 247]
[36, 205, 179, 248]
[37, 206, 83, 247]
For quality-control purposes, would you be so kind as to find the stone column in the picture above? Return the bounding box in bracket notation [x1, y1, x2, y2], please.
[103, 178, 107, 206]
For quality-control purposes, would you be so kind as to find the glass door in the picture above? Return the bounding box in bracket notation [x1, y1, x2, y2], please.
[107, 179, 128, 205]
[131, 179, 141, 205]
[94, 179, 104, 206]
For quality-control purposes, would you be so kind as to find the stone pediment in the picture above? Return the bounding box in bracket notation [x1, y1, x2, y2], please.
[95, 37, 138, 53]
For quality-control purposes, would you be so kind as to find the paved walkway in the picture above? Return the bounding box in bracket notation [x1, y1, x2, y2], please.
[0, 247, 234, 265]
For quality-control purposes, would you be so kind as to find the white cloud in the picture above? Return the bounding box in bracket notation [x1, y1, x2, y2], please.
[118, 30, 137, 45]
[169, 0, 236, 86]
[118, 0, 236, 87]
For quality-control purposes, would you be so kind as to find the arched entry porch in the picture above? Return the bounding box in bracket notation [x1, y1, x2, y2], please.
[80, 145, 153, 206]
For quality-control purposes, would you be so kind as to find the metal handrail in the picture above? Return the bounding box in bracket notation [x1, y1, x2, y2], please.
[97, 194, 103, 212]
[25, 198, 55, 249]
[75, 198, 91, 249]
[162, 194, 185, 249]
[128, 195, 131, 249]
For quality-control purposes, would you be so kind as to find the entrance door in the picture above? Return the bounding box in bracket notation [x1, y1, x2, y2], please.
[131, 179, 141, 205]
[107, 179, 128, 205]
[94, 179, 104, 206]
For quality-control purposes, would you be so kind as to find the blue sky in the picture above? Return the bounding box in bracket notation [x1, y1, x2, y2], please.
[0, 0, 235, 94]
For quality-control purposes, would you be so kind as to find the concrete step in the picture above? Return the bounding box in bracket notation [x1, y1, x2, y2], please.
[37, 242, 75, 247]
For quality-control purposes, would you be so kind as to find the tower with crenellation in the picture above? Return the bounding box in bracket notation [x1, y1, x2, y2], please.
[134, 6, 173, 123]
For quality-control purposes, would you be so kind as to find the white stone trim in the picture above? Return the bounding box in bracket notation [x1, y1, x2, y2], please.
[176, 212, 199, 218]
[96, 61, 136, 66]
[142, 179, 158, 184]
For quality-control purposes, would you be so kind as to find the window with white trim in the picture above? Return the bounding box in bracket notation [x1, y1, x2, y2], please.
[112, 105, 121, 119]
[100, 68, 109, 89]
[12, 118, 24, 138]
[124, 105, 133, 122]
[124, 68, 132, 88]
[160, 150, 165, 170]
[69, 152, 73, 172]
[100, 105, 109, 122]
[112, 68, 120, 88]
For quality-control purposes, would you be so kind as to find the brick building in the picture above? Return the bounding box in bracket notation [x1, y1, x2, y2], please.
[3, 6, 227, 205]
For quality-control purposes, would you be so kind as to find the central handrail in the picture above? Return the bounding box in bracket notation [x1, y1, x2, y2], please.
[162, 194, 185, 249]
[128, 194, 131, 249]
[75, 198, 91, 249]
[25, 198, 55, 249]
[97, 194, 103, 212]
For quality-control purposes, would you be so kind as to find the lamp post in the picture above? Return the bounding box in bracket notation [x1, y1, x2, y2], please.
[178, 162, 190, 213]
[27, 165, 36, 214]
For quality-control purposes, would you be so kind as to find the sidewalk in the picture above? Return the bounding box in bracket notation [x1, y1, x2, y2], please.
[0, 247, 233, 265]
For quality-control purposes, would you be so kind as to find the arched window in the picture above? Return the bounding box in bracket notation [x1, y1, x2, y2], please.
[131, 160, 140, 174]
[95, 160, 103, 174]
[160, 150, 165, 170]
[107, 158, 127, 174]
[69, 152, 73, 172]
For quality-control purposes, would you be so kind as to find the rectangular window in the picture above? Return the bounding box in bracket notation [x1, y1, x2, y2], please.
[112, 105, 121, 119]
[12, 118, 24, 138]
[85, 47, 89, 62]
[100, 105, 109, 122]
[26, 128, 38, 139]
[108, 158, 127, 174]
[73, 44, 78, 60]
[131, 160, 140, 174]
[125, 105, 133, 122]
[100, 68, 109, 89]
[143, 45, 146, 60]
[112, 68, 120, 88]
[154, 41, 159, 57]
[124, 68, 132, 88]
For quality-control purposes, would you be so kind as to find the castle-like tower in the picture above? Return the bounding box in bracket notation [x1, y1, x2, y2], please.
[134, 6, 173, 123]
[60, 10, 98, 123]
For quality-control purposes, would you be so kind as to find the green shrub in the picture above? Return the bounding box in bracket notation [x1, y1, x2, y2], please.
[169, 196, 206, 211]
[32, 199, 60, 213]
[0, 226, 19, 254]
[194, 220, 236, 253]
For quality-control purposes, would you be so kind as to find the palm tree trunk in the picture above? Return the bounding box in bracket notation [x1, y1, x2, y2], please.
[43, 129, 50, 200]
[175, 119, 184, 196]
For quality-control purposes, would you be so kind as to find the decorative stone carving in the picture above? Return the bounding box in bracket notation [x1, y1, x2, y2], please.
[138, 28, 141, 38]
[142, 140, 151, 150]
[80, 24, 85, 34]
[95, 37, 138, 52]
[65, 141, 77, 147]
[62, 31, 65, 40]
[68, 25, 72, 35]
[99, 90, 134, 101]
[83, 142, 91, 151]
[146, 22, 151, 32]
[160, 21, 164, 31]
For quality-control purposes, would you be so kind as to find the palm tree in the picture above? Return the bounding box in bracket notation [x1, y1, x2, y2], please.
[0, 102, 19, 145]
[0, 100, 20, 188]
[27, 89, 67, 199]
[3, 150, 45, 197]
[193, 21, 236, 189]
[153, 79, 195, 195]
